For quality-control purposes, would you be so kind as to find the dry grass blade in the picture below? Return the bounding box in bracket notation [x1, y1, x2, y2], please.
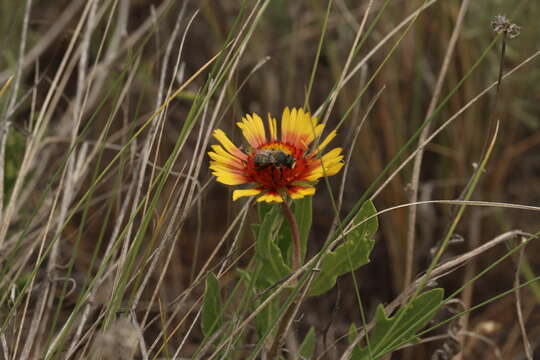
[514, 238, 534, 360]
[369, 48, 540, 202]
[405, 0, 472, 289]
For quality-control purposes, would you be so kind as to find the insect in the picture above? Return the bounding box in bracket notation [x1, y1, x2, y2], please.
[253, 149, 295, 170]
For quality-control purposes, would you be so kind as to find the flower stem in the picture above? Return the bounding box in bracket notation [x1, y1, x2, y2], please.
[268, 295, 297, 359]
[267, 201, 302, 358]
[281, 201, 301, 271]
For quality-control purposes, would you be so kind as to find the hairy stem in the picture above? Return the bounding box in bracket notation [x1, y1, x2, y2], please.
[281, 201, 301, 271]
[265, 201, 302, 358]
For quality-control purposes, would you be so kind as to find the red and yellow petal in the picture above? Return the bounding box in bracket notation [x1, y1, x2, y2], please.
[281, 107, 292, 144]
[281, 107, 325, 150]
[209, 162, 245, 176]
[288, 185, 316, 199]
[209, 145, 245, 167]
[213, 129, 247, 161]
[210, 160, 250, 185]
[289, 108, 302, 147]
[237, 113, 266, 148]
[281, 108, 309, 146]
[257, 191, 284, 203]
[208, 147, 244, 169]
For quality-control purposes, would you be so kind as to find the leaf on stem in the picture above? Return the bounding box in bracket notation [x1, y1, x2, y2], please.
[309, 200, 378, 296]
[202, 272, 223, 338]
[351, 288, 444, 359]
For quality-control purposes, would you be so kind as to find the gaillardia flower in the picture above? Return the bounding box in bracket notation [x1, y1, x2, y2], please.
[208, 107, 344, 203]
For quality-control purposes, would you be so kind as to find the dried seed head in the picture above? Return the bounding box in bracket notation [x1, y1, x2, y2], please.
[491, 15, 521, 39]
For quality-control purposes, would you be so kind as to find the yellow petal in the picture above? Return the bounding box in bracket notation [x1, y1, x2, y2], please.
[211, 145, 240, 161]
[237, 113, 266, 148]
[282, 108, 325, 149]
[268, 113, 277, 141]
[253, 113, 266, 142]
[232, 188, 262, 201]
[209, 162, 246, 175]
[299, 122, 324, 149]
[213, 129, 247, 160]
[313, 123, 325, 140]
[289, 108, 299, 146]
[303, 148, 344, 181]
[314, 130, 336, 154]
[208, 150, 244, 169]
[281, 107, 291, 144]
[321, 161, 344, 177]
[213, 173, 249, 185]
[320, 147, 344, 164]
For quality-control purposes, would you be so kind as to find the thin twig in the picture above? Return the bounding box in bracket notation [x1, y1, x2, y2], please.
[453, 208, 482, 360]
[331, 86, 385, 236]
[404, 0, 471, 289]
[514, 237, 533, 360]
[320, 0, 372, 127]
[369, 48, 540, 202]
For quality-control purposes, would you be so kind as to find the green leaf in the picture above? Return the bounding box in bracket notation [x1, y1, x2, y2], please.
[353, 288, 444, 359]
[237, 268, 281, 339]
[254, 205, 291, 288]
[299, 326, 317, 359]
[201, 273, 222, 338]
[309, 200, 378, 296]
[257, 201, 274, 222]
[5, 129, 26, 203]
[254, 294, 280, 338]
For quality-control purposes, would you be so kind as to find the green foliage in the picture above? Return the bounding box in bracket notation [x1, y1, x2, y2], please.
[350, 288, 444, 360]
[254, 294, 280, 339]
[253, 205, 291, 288]
[237, 199, 312, 343]
[237, 268, 281, 339]
[201, 273, 223, 338]
[251, 198, 313, 289]
[309, 200, 378, 296]
[4, 129, 25, 202]
[299, 326, 317, 359]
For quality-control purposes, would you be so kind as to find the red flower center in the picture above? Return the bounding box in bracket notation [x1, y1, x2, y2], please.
[245, 142, 308, 190]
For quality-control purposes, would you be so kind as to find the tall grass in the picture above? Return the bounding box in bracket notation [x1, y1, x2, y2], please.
[0, 0, 539, 359]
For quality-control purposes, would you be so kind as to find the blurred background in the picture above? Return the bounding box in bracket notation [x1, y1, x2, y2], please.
[1, 0, 540, 358]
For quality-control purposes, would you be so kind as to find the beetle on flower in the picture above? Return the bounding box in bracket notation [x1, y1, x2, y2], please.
[208, 107, 344, 203]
